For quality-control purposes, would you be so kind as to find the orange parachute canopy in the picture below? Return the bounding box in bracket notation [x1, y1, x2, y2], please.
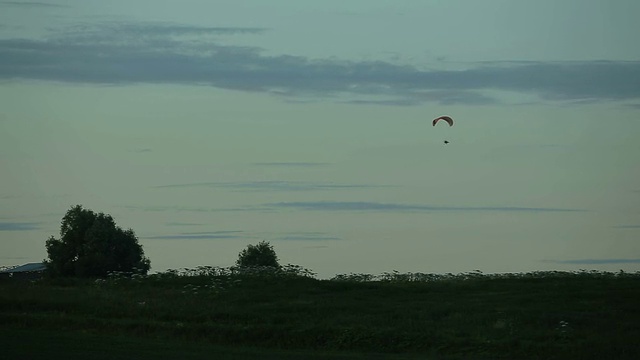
[432, 115, 454, 127]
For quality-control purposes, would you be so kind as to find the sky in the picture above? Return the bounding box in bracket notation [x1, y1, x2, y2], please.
[1, 0, 639, 278]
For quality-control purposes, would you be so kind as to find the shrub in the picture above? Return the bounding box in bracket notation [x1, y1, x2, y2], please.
[235, 241, 280, 268]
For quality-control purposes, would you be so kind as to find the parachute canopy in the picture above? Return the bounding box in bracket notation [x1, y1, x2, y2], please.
[432, 115, 454, 127]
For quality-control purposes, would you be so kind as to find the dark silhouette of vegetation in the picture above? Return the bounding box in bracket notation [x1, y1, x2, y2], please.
[25, 206, 639, 357]
[1, 269, 639, 359]
[236, 241, 280, 268]
[44, 205, 150, 278]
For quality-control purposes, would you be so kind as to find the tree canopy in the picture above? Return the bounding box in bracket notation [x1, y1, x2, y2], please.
[45, 205, 151, 277]
[236, 241, 280, 268]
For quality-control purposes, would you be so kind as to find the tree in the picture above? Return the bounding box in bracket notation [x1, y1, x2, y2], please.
[236, 241, 280, 268]
[44, 205, 151, 277]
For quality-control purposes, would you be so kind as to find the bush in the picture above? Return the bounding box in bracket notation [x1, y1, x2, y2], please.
[235, 241, 280, 268]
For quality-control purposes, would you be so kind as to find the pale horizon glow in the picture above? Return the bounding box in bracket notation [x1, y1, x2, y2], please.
[1, 0, 639, 278]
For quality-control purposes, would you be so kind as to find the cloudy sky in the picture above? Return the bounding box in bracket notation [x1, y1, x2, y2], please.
[1, 0, 639, 278]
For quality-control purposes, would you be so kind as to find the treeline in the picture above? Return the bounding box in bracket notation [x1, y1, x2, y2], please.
[42, 205, 286, 278]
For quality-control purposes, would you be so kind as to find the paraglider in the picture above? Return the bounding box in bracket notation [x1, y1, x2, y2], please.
[432, 115, 453, 144]
[432, 115, 453, 127]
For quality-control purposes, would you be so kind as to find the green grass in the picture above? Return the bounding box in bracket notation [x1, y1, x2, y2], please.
[1, 269, 639, 359]
[0, 327, 426, 360]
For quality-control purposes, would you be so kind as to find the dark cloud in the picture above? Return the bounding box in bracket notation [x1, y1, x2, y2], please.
[1, 22, 639, 105]
[144, 230, 244, 240]
[154, 181, 389, 192]
[542, 259, 640, 265]
[1, 1, 67, 8]
[265, 201, 584, 213]
[0, 222, 41, 231]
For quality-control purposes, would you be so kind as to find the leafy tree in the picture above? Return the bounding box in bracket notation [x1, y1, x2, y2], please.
[44, 205, 151, 277]
[236, 241, 280, 268]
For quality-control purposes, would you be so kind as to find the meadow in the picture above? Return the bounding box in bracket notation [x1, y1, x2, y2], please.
[1, 267, 639, 359]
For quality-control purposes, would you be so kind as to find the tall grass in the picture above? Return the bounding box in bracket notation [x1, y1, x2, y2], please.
[1, 267, 639, 359]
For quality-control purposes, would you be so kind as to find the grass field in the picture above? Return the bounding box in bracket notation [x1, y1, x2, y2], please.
[1, 268, 639, 359]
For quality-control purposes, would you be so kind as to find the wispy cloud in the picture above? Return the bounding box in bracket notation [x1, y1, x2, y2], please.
[1, 21, 639, 105]
[121, 205, 269, 213]
[542, 259, 640, 265]
[122, 201, 584, 214]
[0, 1, 68, 8]
[343, 91, 498, 106]
[612, 225, 640, 229]
[303, 245, 330, 249]
[0, 195, 22, 199]
[0, 193, 70, 200]
[154, 181, 389, 192]
[274, 232, 341, 241]
[165, 222, 205, 227]
[0, 222, 41, 231]
[252, 162, 330, 167]
[144, 230, 245, 240]
[265, 201, 584, 213]
[48, 22, 266, 40]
